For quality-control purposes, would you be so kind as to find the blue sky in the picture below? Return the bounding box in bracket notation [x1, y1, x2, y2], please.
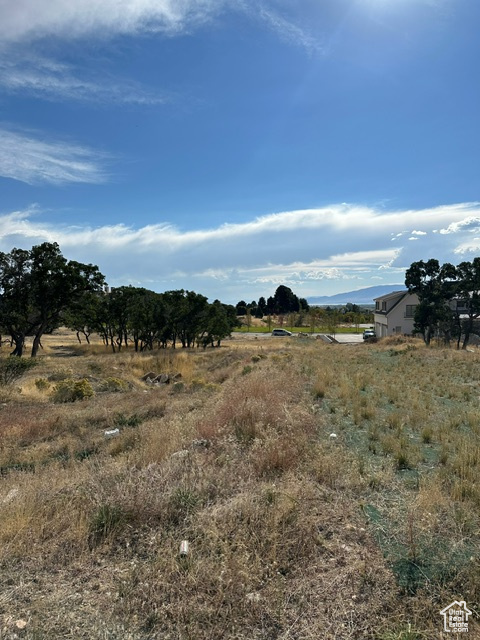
[0, 0, 479, 303]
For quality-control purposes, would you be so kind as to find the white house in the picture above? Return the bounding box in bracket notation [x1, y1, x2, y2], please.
[373, 291, 419, 338]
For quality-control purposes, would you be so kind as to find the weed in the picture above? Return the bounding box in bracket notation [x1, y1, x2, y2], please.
[167, 487, 200, 525]
[312, 380, 325, 399]
[421, 427, 433, 444]
[52, 378, 95, 403]
[35, 377, 51, 391]
[89, 503, 126, 546]
[114, 413, 142, 427]
[100, 377, 129, 392]
[0, 357, 37, 385]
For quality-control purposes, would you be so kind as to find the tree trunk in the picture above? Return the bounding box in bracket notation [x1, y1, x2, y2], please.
[462, 316, 473, 350]
[10, 336, 24, 357]
[424, 326, 431, 346]
[31, 330, 45, 357]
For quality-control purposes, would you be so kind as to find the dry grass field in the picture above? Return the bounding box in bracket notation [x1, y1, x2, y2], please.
[0, 331, 479, 639]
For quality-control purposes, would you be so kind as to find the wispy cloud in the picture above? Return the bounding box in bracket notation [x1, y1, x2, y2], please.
[0, 0, 322, 56]
[0, 0, 225, 43]
[0, 128, 109, 185]
[0, 54, 169, 105]
[254, 5, 323, 54]
[0, 202, 477, 301]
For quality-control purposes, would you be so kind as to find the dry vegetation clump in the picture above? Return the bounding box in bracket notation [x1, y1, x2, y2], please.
[0, 332, 479, 638]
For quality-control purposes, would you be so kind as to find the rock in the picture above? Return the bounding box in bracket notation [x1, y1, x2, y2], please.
[104, 428, 120, 438]
[141, 372, 157, 381]
[329, 433, 337, 439]
[154, 373, 170, 384]
[191, 438, 210, 449]
[171, 449, 189, 459]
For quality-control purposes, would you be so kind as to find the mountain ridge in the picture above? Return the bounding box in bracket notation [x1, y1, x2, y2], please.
[307, 284, 405, 305]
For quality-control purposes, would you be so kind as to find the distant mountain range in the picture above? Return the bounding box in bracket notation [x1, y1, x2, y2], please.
[308, 284, 405, 306]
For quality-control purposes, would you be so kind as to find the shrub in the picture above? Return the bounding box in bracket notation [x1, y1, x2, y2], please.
[35, 378, 51, 391]
[52, 378, 95, 403]
[0, 357, 37, 386]
[100, 377, 129, 392]
[114, 413, 142, 427]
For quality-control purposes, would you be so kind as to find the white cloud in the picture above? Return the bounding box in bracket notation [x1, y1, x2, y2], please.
[411, 230, 427, 236]
[254, 5, 323, 54]
[0, 0, 323, 58]
[454, 238, 480, 255]
[0, 201, 478, 302]
[0, 54, 168, 105]
[0, 128, 109, 185]
[0, 0, 225, 43]
[439, 217, 480, 235]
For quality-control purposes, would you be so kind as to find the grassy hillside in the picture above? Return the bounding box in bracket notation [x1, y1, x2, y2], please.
[0, 333, 479, 639]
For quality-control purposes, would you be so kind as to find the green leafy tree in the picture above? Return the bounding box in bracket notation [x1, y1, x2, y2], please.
[235, 300, 247, 315]
[163, 290, 208, 348]
[298, 297, 310, 313]
[0, 243, 105, 357]
[255, 296, 267, 318]
[197, 301, 237, 347]
[309, 307, 324, 333]
[63, 291, 104, 344]
[273, 285, 299, 314]
[126, 288, 166, 352]
[454, 258, 480, 349]
[405, 259, 456, 345]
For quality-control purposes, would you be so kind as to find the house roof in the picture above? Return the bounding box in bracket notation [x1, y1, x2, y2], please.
[374, 290, 420, 317]
[373, 290, 408, 302]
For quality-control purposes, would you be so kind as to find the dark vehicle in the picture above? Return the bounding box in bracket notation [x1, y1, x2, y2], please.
[363, 329, 376, 340]
[272, 329, 293, 337]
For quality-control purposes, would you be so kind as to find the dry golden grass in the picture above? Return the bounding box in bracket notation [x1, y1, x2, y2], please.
[0, 331, 479, 638]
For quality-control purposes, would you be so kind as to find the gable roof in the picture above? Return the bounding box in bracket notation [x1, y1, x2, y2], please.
[373, 290, 408, 302]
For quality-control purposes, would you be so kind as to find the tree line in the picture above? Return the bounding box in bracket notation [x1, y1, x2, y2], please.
[406, 257, 480, 348]
[0, 243, 237, 357]
[236, 285, 310, 317]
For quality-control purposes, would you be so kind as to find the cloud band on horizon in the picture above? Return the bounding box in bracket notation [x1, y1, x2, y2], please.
[0, 201, 478, 302]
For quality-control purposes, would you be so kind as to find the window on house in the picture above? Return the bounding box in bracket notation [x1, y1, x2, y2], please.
[375, 301, 380, 310]
[405, 305, 416, 318]
[381, 301, 387, 311]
